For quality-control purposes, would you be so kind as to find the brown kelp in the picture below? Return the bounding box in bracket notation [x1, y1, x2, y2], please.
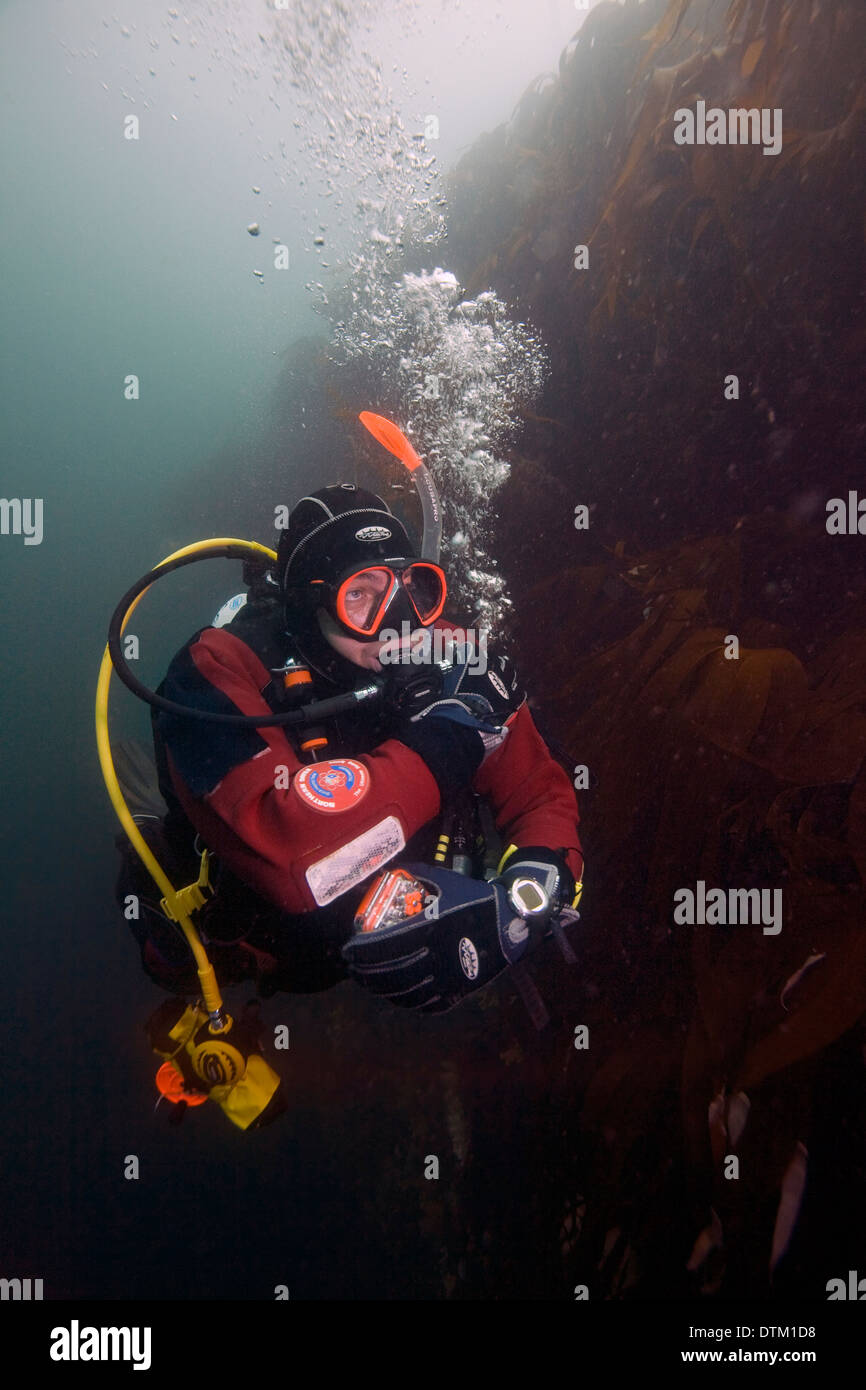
[444, 0, 865, 1295]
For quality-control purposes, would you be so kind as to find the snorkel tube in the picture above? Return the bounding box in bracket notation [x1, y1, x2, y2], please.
[358, 412, 442, 563]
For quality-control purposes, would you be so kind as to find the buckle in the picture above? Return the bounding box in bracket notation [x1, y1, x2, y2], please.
[161, 849, 213, 923]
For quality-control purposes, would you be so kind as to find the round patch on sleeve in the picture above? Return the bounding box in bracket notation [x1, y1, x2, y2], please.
[293, 759, 370, 813]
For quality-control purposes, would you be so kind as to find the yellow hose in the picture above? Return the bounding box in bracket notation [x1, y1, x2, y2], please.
[95, 538, 278, 1019]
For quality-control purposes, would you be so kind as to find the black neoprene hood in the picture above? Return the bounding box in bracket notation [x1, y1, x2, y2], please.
[277, 484, 417, 593]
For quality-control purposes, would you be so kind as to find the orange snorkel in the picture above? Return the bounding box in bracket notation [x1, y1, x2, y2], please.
[358, 412, 443, 564]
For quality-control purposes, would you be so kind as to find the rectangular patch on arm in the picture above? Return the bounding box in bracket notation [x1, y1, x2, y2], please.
[305, 816, 406, 906]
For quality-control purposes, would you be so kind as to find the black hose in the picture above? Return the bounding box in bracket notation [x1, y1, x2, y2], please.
[107, 547, 385, 727]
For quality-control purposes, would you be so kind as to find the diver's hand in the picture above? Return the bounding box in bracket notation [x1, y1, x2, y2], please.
[449, 649, 525, 723]
[494, 847, 576, 926]
[386, 644, 522, 780]
[342, 871, 521, 1013]
[412, 646, 524, 760]
[383, 644, 523, 722]
[395, 714, 485, 803]
[384, 662, 446, 719]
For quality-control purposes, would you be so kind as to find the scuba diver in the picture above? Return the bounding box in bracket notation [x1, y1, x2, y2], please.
[103, 413, 584, 1125]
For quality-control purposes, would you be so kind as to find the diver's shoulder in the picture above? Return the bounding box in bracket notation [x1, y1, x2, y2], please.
[194, 599, 293, 681]
[160, 622, 268, 690]
[192, 622, 271, 673]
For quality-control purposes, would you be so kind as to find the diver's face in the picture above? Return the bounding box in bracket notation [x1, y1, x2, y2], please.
[317, 609, 423, 671]
[317, 609, 387, 670]
[339, 567, 392, 632]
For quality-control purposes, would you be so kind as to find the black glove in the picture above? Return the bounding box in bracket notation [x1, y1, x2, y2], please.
[396, 714, 485, 803]
[449, 648, 525, 723]
[390, 644, 524, 776]
[384, 662, 448, 720]
[494, 846, 577, 925]
[384, 644, 524, 722]
[342, 863, 536, 1013]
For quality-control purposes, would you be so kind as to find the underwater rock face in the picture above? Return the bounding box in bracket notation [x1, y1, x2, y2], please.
[430, 0, 866, 1298]
[446, 0, 865, 547]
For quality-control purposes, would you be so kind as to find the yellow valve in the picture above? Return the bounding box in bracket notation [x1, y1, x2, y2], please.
[160, 849, 213, 923]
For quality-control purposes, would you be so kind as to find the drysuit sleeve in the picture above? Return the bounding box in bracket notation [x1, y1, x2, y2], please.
[471, 702, 584, 884]
[155, 627, 445, 914]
